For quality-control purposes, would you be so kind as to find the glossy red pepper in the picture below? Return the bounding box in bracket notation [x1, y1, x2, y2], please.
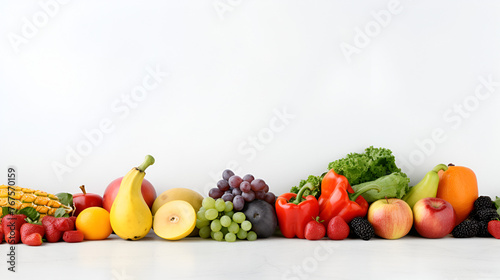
[275, 185, 319, 239]
[318, 169, 380, 225]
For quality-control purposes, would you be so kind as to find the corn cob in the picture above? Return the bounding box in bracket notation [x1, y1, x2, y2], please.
[0, 185, 73, 218]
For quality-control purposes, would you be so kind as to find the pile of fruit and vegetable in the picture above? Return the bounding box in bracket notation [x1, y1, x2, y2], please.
[2, 147, 500, 246]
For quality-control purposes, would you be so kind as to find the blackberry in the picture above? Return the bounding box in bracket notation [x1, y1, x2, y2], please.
[475, 208, 500, 222]
[349, 217, 374, 240]
[474, 196, 494, 211]
[476, 220, 492, 237]
[452, 220, 479, 238]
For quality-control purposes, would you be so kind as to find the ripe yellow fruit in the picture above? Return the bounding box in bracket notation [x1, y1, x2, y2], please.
[152, 188, 203, 237]
[153, 200, 196, 240]
[152, 188, 203, 215]
[76, 207, 113, 240]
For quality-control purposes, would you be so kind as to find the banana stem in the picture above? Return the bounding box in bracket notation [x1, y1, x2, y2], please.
[137, 155, 155, 172]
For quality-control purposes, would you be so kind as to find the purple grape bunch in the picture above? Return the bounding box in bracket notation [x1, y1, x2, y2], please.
[208, 169, 276, 211]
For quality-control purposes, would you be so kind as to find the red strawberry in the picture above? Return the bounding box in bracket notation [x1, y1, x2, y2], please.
[20, 223, 45, 244]
[23, 233, 43, 246]
[0, 222, 3, 244]
[327, 216, 350, 240]
[55, 217, 75, 232]
[63, 230, 84, 243]
[488, 220, 500, 239]
[5, 230, 21, 244]
[69, 216, 77, 225]
[2, 214, 26, 244]
[42, 216, 62, 243]
[1, 214, 27, 231]
[304, 217, 326, 240]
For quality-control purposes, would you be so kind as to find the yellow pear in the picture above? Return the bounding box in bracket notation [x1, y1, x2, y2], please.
[110, 155, 155, 240]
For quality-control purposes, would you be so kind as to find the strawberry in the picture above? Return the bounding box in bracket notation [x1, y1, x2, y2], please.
[20, 223, 45, 244]
[2, 214, 27, 244]
[6, 230, 21, 244]
[304, 217, 326, 240]
[69, 216, 77, 225]
[42, 216, 62, 243]
[55, 217, 75, 232]
[327, 216, 350, 240]
[63, 230, 84, 243]
[488, 220, 500, 239]
[0, 222, 3, 244]
[23, 233, 43, 246]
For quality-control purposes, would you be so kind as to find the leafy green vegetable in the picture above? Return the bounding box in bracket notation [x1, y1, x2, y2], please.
[25, 215, 42, 225]
[328, 146, 402, 185]
[2, 207, 10, 217]
[55, 192, 73, 207]
[290, 174, 324, 201]
[494, 196, 500, 216]
[289, 146, 404, 202]
[54, 208, 70, 218]
[350, 172, 410, 203]
[18, 207, 40, 221]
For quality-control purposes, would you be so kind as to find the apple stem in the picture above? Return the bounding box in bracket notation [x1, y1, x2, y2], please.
[79, 185, 86, 195]
[137, 155, 155, 172]
[385, 196, 389, 204]
[348, 184, 381, 202]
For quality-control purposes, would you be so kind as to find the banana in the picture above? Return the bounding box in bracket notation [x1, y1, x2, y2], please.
[403, 164, 448, 209]
[110, 155, 155, 241]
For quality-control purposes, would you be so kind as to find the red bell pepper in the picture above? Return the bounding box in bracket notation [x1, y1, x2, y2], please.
[275, 184, 319, 239]
[318, 169, 380, 225]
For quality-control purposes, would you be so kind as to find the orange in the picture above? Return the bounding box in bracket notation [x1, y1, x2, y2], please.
[76, 207, 112, 240]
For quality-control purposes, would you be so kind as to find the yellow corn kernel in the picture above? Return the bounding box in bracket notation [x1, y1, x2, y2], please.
[21, 193, 37, 203]
[10, 191, 22, 200]
[34, 196, 51, 206]
[47, 200, 62, 208]
[0, 197, 8, 207]
[34, 190, 48, 197]
[9, 200, 22, 210]
[35, 205, 49, 214]
[21, 188, 34, 193]
[0, 185, 73, 217]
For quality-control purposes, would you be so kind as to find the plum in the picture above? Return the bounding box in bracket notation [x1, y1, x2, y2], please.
[243, 200, 277, 238]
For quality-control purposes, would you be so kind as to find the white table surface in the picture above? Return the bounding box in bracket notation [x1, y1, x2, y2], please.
[2, 231, 499, 280]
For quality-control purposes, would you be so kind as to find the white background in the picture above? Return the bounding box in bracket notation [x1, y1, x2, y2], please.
[1, 0, 500, 199]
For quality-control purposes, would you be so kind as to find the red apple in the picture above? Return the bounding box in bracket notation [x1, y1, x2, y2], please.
[413, 197, 456, 238]
[103, 177, 157, 212]
[367, 198, 413, 239]
[73, 185, 103, 217]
